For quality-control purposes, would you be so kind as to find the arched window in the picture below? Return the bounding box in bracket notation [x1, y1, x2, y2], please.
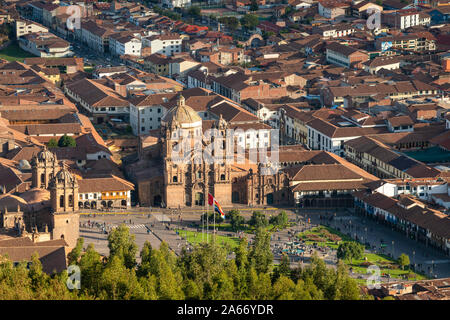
[68, 195, 73, 207]
[173, 176, 178, 183]
[40, 173, 45, 186]
[59, 195, 64, 208]
[220, 174, 225, 181]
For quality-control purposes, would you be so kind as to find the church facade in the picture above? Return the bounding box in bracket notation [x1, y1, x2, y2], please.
[1, 148, 80, 248]
[134, 94, 379, 209]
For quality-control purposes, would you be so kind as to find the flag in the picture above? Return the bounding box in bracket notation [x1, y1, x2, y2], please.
[208, 193, 225, 219]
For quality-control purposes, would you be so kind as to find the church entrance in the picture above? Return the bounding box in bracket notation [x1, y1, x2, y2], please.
[232, 191, 240, 203]
[266, 193, 274, 205]
[195, 192, 204, 206]
[153, 195, 162, 207]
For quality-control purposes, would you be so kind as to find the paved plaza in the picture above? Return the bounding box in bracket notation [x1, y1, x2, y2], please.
[79, 207, 450, 279]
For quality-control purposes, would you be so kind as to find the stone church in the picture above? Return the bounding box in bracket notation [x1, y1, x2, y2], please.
[0, 148, 79, 248]
[130, 94, 296, 208]
[129, 94, 379, 209]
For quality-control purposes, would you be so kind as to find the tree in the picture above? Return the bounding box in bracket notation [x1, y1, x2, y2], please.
[187, 6, 201, 17]
[397, 253, 410, 270]
[78, 243, 103, 296]
[283, 6, 293, 17]
[58, 134, 76, 147]
[137, 241, 153, 277]
[271, 275, 296, 299]
[269, 211, 289, 229]
[48, 138, 58, 148]
[99, 255, 144, 300]
[218, 17, 240, 32]
[246, 268, 272, 299]
[249, 228, 273, 274]
[0, 221, 368, 300]
[272, 253, 291, 282]
[67, 238, 84, 265]
[227, 210, 245, 232]
[250, 0, 259, 12]
[201, 211, 224, 225]
[248, 211, 268, 229]
[235, 238, 248, 270]
[337, 242, 364, 264]
[262, 31, 275, 40]
[240, 14, 259, 30]
[107, 224, 138, 269]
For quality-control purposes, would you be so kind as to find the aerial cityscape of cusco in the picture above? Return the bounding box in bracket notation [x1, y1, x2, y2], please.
[0, 0, 449, 303]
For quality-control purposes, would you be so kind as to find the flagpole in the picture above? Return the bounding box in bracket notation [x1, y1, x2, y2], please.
[202, 205, 204, 243]
[213, 199, 216, 244]
[206, 196, 209, 243]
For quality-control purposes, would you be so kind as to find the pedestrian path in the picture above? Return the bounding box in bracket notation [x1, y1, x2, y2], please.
[152, 214, 171, 222]
[126, 224, 147, 230]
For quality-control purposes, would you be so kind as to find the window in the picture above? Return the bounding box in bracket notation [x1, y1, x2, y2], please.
[173, 176, 178, 183]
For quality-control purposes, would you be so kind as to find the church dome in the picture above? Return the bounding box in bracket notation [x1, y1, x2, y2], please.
[56, 168, 76, 184]
[19, 159, 31, 170]
[36, 146, 56, 163]
[50, 162, 77, 187]
[0, 194, 27, 212]
[20, 188, 50, 204]
[161, 94, 202, 128]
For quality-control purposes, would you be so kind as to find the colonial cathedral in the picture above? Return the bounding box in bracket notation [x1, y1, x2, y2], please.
[132, 94, 305, 209]
[1, 148, 80, 248]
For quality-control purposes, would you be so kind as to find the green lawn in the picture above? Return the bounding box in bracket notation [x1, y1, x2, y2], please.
[0, 42, 35, 62]
[207, 221, 293, 234]
[297, 225, 350, 249]
[297, 226, 427, 281]
[176, 229, 242, 249]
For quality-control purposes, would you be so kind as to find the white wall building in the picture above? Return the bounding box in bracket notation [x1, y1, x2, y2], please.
[161, 0, 191, 8]
[109, 35, 142, 57]
[143, 34, 182, 57]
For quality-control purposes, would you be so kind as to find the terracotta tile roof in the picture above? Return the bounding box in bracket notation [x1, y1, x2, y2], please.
[388, 115, 414, 127]
[353, 191, 450, 239]
[10, 123, 82, 135]
[78, 175, 134, 193]
[66, 79, 129, 107]
[0, 238, 68, 274]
